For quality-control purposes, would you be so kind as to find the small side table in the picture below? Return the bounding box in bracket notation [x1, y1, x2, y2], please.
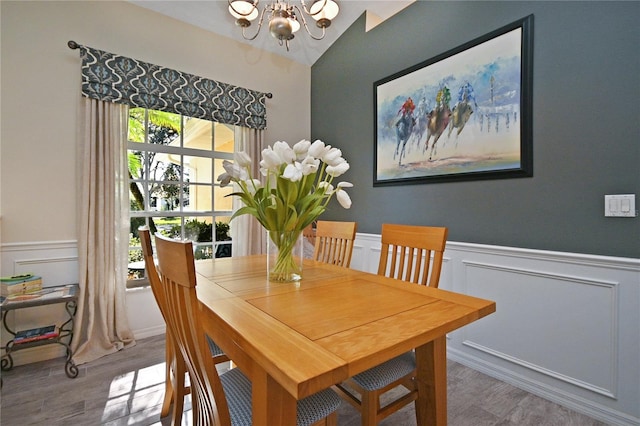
[1, 284, 79, 378]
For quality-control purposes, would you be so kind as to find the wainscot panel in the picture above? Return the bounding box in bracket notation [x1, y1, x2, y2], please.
[351, 233, 640, 426]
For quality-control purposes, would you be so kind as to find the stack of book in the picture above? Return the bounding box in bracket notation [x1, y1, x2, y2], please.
[1, 274, 43, 298]
[13, 325, 59, 344]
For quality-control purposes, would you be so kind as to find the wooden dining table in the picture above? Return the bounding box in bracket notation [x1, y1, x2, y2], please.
[195, 255, 495, 425]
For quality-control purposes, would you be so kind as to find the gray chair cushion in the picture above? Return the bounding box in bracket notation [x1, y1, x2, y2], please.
[220, 368, 252, 425]
[206, 335, 225, 357]
[351, 351, 416, 391]
[220, 367, 341, 426]
[296, 384, 342, 426]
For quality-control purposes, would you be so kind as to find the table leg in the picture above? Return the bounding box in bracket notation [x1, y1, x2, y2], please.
[414, 336, 447, 426]
[268, 375, 297, 425]
[252, 370, 297, 425]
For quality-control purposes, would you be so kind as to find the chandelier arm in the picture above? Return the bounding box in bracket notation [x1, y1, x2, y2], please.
[240, 6, 269, 40]
[294, 5, 327, 40]
[298, 0, 327, 18]
[228, 0, 259, 18]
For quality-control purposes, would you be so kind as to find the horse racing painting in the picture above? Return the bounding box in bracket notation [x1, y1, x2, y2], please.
[374, 15, 533, 186]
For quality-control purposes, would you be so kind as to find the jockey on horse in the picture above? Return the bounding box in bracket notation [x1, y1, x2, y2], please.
[424, 86, 452, 160]
[448, 81, 477, 138]
[393, 97, 416, 164]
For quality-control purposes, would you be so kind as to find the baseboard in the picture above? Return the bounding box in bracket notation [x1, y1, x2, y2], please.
[447, 348, 640, 426]
[132, 324, 166, 340]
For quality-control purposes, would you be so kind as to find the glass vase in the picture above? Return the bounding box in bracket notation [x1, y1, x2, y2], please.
[266, 230, 303, 282]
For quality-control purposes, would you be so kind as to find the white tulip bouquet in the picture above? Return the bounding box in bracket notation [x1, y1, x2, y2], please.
[217, 139, 353, 281]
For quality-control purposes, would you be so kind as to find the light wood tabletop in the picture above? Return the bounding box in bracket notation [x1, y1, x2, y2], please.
[196, 255, 495, 425]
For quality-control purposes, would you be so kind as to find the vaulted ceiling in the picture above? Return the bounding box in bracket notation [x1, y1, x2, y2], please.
[128, 1, 414, 66]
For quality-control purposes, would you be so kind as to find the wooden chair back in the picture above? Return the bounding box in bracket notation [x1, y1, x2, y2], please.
[303, 223, 316, 247]
[139, 228, 166, 315]
[312, 220, 357, 268]
[153, 233, 232, 426]
[139, 227, 188, 424]
[377, 224, 448, 288]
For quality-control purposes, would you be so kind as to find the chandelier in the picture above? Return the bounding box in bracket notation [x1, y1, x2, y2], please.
[228, 0, 340, 51]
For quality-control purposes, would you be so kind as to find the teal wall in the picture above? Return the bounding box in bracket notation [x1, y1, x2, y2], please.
[311, 1, 639, 258]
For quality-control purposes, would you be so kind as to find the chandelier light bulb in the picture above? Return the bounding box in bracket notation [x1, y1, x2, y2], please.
[228, 0, 259, 21]
[309, 0, 339, 22]
[289, 15, 301, 33]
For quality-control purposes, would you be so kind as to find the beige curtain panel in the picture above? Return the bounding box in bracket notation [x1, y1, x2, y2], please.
[72, 98, 135, 365]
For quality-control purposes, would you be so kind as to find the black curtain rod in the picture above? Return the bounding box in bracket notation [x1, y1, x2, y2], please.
[67, 40, 273, 99]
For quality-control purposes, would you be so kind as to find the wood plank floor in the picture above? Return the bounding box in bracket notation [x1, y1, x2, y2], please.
[0, 334, 607, 426]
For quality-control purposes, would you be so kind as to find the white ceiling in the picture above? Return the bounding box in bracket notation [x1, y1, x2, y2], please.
[128, 0, 414, 66]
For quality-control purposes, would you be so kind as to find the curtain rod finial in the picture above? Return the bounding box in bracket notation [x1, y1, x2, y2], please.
[68, 40, 80, 50]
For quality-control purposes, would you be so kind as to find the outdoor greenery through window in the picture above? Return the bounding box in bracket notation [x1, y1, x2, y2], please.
[127, 108, 234, 288]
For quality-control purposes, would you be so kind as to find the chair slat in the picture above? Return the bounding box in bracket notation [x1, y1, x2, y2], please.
[312, 221, 357, 268]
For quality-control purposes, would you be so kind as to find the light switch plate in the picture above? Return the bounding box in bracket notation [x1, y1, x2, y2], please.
[604, 194, 637, 217]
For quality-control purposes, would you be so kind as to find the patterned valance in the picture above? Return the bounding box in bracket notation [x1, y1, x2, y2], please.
[78, 45, 268, 130]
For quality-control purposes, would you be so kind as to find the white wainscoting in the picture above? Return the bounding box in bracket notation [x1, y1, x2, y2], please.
[3, 236, 639, 425]
[352, 233, 640, 426]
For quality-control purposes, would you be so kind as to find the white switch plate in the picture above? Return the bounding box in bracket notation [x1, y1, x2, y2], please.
[604, 194, 637, 217]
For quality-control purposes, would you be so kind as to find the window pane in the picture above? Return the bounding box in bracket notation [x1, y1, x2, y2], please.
[215, 216, 231, 241]
[216, 216, 232, 258]
[149, 183, 186, 212]
[128, 248, 145, 280]
[128, 108, 146, 143]
[156, 216, 181, 238]
[127, 220, 145, 281]
[129, 217, 148, 242]
[214, 185, 234, 211]
[148, 111, 181, 145]
[150, 154, 183, 182]
[130, 182, 145, 211]
[184, 117, 212, 151]
[214, 158, 226, 181]
[214, 123, 235, 153]
[185, 184, 213, 213]
[185, 156, 212, 184]
[128, 150, 144, 179]
[184, 217, 213, 242]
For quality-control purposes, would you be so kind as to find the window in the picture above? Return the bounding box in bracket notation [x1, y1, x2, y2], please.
[127, 108, 234, 288]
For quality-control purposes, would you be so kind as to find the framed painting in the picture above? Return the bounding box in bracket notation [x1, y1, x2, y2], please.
[374, 15, 533, 186]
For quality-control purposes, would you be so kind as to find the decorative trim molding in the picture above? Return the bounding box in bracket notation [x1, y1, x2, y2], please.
[15, 256, 78, 267]
[461, 260, 621, 287]
[461, 340, 616, 399]
[2, 240, 78, 252]
[448, 347, 640, 426]
[449, 240, 640, 271]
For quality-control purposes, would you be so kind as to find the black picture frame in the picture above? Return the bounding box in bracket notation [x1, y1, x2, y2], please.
[373, 15, 533, 186]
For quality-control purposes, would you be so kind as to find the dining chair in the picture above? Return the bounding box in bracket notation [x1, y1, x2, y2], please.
[311, 220, 358, 268]
[139, 228, 229, 426]
[334, 223, 448, 426]
[303, 223, 316, 246]
[152, 232, 342, 426]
